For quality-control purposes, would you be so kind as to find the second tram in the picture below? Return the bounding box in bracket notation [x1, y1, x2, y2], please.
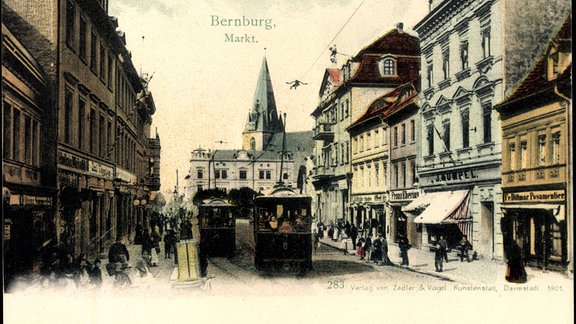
[198, 198, 237, 257]
[253, 186, 312, 273]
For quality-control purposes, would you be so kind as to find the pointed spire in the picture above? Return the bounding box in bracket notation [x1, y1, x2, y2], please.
[244, 56, 280, 133]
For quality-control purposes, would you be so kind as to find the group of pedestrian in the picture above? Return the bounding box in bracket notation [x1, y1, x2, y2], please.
[40, 251, 104, 290]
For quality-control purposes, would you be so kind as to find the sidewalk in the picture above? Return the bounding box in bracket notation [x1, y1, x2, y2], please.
[319, 237, 572, 286]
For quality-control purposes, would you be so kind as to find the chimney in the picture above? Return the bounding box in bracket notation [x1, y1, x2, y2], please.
[396, 22, 404, 31]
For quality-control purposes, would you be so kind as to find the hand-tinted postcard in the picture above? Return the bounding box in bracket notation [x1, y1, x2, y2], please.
[2, 0, 573, 323]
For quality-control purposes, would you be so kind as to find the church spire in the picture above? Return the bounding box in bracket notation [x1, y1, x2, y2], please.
[242, 56, 283, 151]
[244, 56, 281, 133]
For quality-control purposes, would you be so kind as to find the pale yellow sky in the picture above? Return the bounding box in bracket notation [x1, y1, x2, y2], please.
[108, 0, 429, 196]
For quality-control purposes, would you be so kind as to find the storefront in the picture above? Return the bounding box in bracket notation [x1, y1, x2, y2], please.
[403, 190, 472, 249]
[350, 193, 386, 238]
[388, 189, 421, 247]
[3, 184, 55, 284]
[501, 188, 568, 271]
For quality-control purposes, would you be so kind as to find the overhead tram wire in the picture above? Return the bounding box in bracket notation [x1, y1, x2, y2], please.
[297, 0, 367, 82]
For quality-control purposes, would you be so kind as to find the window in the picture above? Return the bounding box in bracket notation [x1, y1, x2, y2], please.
[443, 121, 450, 151]
[460, 41, 469, 70]
[375, 164, 379, 187]
[13, 108, 21, 161]
[426, 124, 434, 156]
[481, 27, 491, 58]
[197, 169, 204, 179]
[259, 170, 265, 179]
[215, 170, 221, 179]
[79, 17, 87, 61]
[442, 49, 450, 80]
[221, 170, 228, 179]
[100, 45, 106, 82]
[461, 110, 469, 148]
[426, 64, 433, 88]
[382, 58, 395, 75]
[366, 132, 371, 150]
[3, 102, 12, 159]
[107, 120, 112, 158]
[341, 142, 345, 164]
[64, 88, 73, 145]
[393, 163, 399, 189]
[393, 127, 398, 147]
[90, 30, 97, 73]
[99, 114, 105, 157]
[344, 99, 349, 118]
[538, 135, 546, 166]
[552, 132, 560, 164]
[65, 0, 76, 48]
[509, 142, 516, 170]
[32, 119, 39, 166]
[482, 103, 492, 143]
[520, 141, 528, 169]
[411, 160, 416, 184]
[345, 141, 349, 163]
[283, 173, 288, 180]
[401, 123, 406, 145]
[108, 54, 114, 87]
[250, 138, 256, 151]
[410, 120, 415, 142]
[89, 108, 96, 153]
[401, 161, 407, 188]
[78, 97, 85, 149]
[266, 170, 271, 179]
[239, 170, 247, 179]
[24, 116, 32, 164]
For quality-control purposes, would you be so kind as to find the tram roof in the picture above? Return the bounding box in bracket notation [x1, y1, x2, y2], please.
[255, 184, 311, 200]
[200, 198, 235, 207]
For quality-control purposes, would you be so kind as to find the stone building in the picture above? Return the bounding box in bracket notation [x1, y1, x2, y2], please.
[2, 0, 161, 285]
[409, 0, 571, 260]
[495, 16, 571, 273]
[311, 23, 419, 228]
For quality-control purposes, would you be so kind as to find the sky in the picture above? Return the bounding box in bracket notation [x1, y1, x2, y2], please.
[108, 0, 429, 198]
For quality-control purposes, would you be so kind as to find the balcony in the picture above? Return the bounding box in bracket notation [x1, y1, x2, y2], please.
[313, 122, 335, 142]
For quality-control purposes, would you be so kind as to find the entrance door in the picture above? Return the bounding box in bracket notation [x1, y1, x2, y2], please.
[480, 202, 494, 258]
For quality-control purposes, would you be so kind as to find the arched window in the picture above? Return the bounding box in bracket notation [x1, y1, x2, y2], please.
[382, 58, 395, 75]
[250, 137, 256, 151]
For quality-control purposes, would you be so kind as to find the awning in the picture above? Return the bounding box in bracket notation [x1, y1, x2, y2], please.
[403, 190, 470, 224]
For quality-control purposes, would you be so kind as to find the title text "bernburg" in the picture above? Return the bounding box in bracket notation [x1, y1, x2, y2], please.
[211, 15, 275, 30]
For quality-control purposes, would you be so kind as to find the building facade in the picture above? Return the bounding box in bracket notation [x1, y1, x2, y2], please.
[410, 0, 571, 260]
[347, 82, 420, 244]
[311, 23, 419, 228]
[2, 0, 161, 285]
[495, 17, 571, 272]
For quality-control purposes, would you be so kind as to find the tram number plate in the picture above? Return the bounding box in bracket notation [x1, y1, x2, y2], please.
[283, 242, 288, 250]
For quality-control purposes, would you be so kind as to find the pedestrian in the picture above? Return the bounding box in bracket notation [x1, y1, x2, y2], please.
[73, 254, 91, 289]
[340, 237, 349, 255]
[399, 235, 410, 266]
[504, 238, 527, 283]
[328, 226, 335, 242]
[434, 240, 445, 272]
[134, 222, 143, 245]
[439, 235, 449, 263]
[89, 258, 103, 288]
[371, 236, 383, 263]
[313, 229, 320, 254]
[108, 237, 130, 264]
[356, 237, 366, 260]
[164, 229, 176, 259]
[458, 235, 472, 262]
[364, 236, 372, 262]
[380, 236, 392, 265]
[350, 224, 358, 251]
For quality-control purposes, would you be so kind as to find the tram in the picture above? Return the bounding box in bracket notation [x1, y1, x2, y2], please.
[253, 185, 313, 273]
[197, 198, 237, 257]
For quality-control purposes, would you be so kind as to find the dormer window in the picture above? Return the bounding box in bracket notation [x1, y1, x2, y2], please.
[379, 56, 396, 76]
[548, 50, 559, 80]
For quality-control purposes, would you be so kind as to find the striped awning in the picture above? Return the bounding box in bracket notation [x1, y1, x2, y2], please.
[403, 190, 471, 224]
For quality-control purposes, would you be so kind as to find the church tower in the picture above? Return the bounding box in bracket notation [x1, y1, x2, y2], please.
[242, 56, 283, 151]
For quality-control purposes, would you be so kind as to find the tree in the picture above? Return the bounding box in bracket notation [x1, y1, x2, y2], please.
[228, 187, 258, 219]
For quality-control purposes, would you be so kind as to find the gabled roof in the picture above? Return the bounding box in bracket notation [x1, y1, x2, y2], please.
[354, 27, 419, 59]
[497, 15, 572, 109]
[347, 81, 418, 131]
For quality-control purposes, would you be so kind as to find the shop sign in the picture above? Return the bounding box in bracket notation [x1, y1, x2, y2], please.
[8, 194, 53, 206]
[88, 161, 114, 179]
[420, 166, 498, 186]
[115, 168, 136, 184]
[504, 190, 565, 203]
[390, 189, 420, 201]
[59, 151, 88, 171]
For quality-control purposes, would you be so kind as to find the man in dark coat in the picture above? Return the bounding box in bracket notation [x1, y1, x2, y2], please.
[350, 225, 358, 251]
[399, 235, 410, 266]
[108, 237, 130, 263]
